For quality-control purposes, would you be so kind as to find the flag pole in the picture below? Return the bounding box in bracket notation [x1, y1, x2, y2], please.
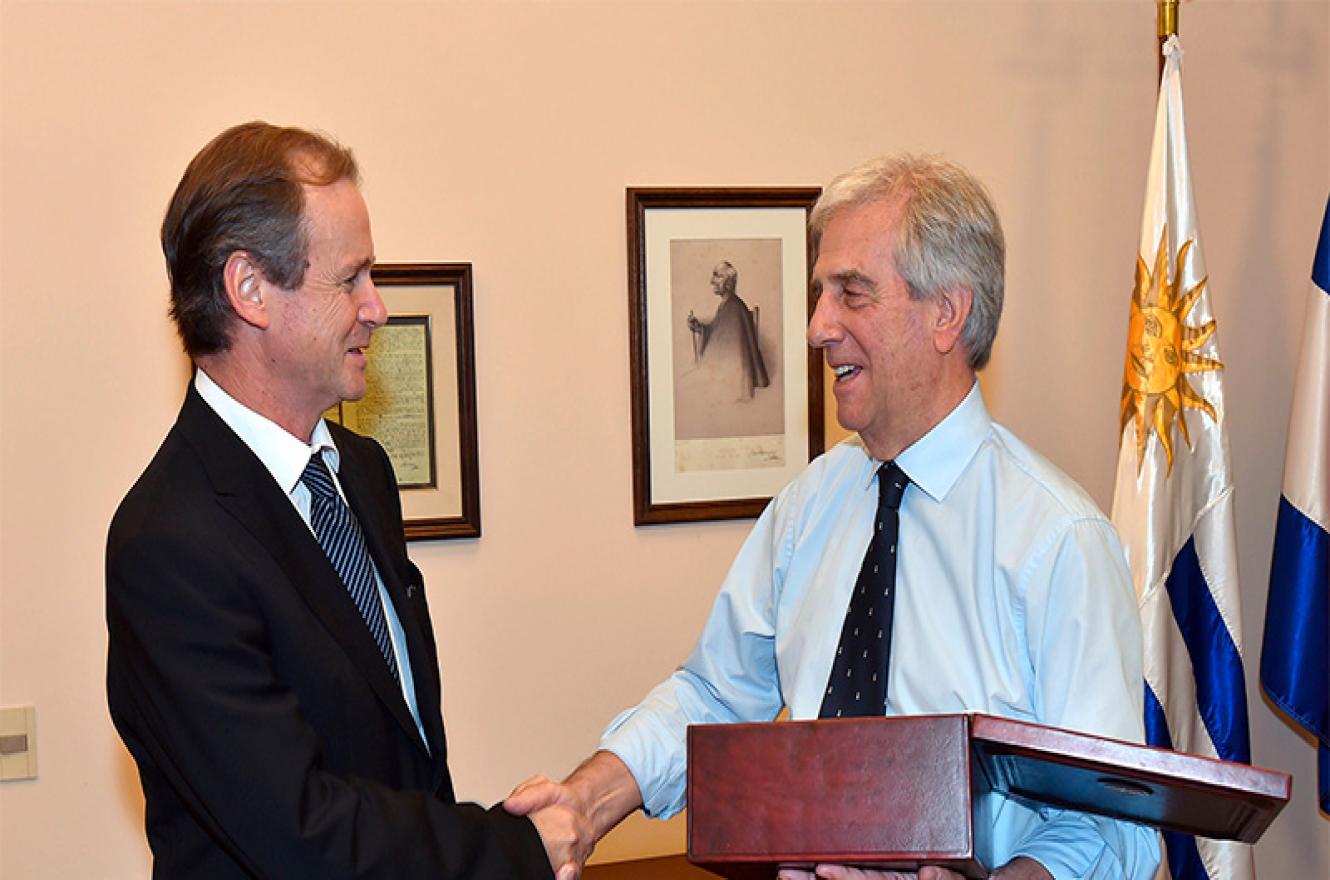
[1157, 0, 1179, 79]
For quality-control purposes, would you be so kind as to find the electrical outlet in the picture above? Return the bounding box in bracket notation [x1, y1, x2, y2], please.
[0, 705, 36, 781]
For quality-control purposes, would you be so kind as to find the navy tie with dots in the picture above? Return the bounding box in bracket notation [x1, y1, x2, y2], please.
[301, 453, 399, 682]
[820, 461, 910, 719]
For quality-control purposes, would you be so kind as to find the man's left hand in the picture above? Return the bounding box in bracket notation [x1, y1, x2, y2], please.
[776, 867, 958, 880]
[775, 856, 1051, 880]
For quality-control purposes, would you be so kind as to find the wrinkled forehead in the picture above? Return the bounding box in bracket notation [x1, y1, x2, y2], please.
[818, 197, 906, 257]
[816, 192, 904, 250]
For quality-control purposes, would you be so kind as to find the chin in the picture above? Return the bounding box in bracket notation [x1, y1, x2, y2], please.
[339, 375, 368, 402]
[835, 409, 869, 436]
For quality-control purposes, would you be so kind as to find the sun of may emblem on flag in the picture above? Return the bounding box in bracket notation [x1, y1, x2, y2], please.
[1120, 225, 1223, 475]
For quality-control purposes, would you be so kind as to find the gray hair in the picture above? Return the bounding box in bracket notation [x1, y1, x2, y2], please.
[809, 154, 1005, 370]
[713, 261, 738, 294]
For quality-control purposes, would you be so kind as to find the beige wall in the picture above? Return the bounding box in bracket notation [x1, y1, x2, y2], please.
[2, 0, 1326, 875]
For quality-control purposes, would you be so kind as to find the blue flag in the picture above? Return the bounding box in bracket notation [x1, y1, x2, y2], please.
[1263, 194, 1330, 814]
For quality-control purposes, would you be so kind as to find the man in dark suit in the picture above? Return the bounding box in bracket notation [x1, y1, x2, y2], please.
[107, 122, 586, 879]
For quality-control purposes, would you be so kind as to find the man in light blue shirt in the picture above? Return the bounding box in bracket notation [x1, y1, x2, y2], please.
[507, 155, 1160, 880]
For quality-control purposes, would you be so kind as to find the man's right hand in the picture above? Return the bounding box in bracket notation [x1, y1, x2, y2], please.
[526, 801, 592, 880]
[505, 750, 645, 876]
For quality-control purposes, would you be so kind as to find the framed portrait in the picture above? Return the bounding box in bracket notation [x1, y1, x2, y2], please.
[628, 187, 824, 525]
[325, 263, 481, 541]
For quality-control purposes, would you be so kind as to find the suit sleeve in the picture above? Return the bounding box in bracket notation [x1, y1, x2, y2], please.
[107, 523, 552, 880]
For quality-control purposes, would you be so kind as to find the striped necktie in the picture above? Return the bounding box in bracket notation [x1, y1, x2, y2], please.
[820, 461, 909, 718]
[300, 452, 399, 682]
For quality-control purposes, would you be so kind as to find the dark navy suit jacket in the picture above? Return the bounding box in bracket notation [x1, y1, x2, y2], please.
[107, 384, 550, 879]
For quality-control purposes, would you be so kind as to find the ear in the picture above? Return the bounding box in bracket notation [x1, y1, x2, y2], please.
[222, 252, 271, 330]
[932, 285, 973, 356]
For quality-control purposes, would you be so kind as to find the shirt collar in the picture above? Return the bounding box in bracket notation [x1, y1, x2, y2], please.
[855, 381, 991, 503]
[194, 368, 341, 495]
[895, 381, 990, 502]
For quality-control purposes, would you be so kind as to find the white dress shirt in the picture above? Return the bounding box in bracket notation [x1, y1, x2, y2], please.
[195, 369, 427, 749]
[600, 383, 1159, 879]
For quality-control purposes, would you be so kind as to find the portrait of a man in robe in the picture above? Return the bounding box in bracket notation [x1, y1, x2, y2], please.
[687, 261, 770, 401]
[670, 238, 785, 463]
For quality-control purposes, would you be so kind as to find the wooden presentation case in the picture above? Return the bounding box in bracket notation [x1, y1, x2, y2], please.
[686, 714, 1290, 879]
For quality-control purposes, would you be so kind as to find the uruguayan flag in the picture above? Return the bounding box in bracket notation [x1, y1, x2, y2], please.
[1111, 37, 1255, 880]
[1262, 195, 1330, 814]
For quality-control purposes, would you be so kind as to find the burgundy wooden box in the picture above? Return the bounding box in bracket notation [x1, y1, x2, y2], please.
[686, 714, 1290, 880]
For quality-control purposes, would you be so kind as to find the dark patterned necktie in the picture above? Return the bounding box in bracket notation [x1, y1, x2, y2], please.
[300, 453, 399, 682]
[820, 461, 910, 718]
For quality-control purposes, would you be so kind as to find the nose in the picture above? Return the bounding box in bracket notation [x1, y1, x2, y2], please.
[359, 278, 388, 328]
[807, 293, 840, 349]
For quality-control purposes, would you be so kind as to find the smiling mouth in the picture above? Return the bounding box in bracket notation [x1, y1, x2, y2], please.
[833, 364, 862, 382]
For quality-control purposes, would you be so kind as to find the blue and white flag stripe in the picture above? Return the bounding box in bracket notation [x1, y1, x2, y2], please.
[1111, 37, 1254, 880]
[1262, 195, 1330, 813]
[1150, 536, 1251, 765]
[1144, 687, 1211, 880]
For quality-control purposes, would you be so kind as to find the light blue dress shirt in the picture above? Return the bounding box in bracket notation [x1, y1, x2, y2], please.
[195, 370, 428, 751]
[601, 383, 1159, 880]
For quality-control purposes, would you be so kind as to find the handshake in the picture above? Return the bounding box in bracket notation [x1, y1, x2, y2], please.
[502, 751, 642, 880]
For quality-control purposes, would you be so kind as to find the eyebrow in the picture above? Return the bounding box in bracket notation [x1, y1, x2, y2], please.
[814, 269, 877, 296]
[339, 256, 375, 277]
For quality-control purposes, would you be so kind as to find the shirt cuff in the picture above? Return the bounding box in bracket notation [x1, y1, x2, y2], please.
[599, 707, 687, 819]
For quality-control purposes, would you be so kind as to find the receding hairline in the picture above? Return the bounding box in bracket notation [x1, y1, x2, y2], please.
[815, 171, 915, 228]
[287, 146, 360, 188]
[811, 189, 912, 264]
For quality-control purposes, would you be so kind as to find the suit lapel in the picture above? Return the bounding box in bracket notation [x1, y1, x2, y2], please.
[335, 437, 447, 767]
[177, 387, 427, 755]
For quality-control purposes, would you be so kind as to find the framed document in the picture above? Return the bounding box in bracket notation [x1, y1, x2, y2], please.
[326, 263, 480, 540]
[628, 187, 824, 525]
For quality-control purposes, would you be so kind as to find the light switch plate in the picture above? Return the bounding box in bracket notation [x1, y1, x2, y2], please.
[0, 705, 37, 781]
